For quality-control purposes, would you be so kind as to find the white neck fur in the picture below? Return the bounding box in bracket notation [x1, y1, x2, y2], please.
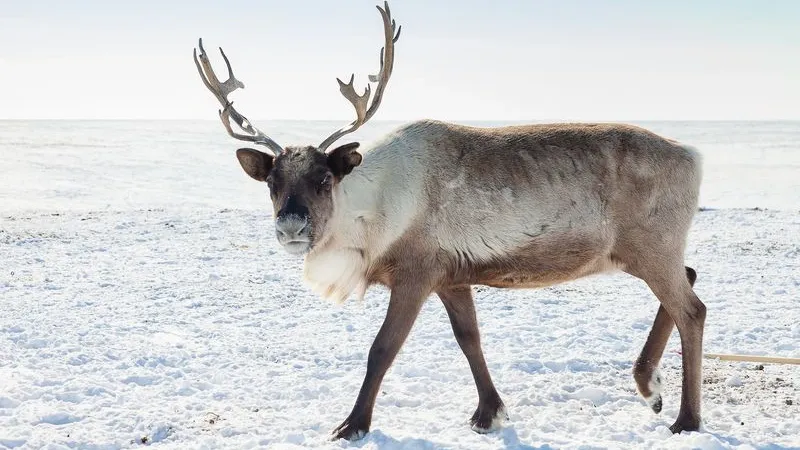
[302, 170, 381, 303]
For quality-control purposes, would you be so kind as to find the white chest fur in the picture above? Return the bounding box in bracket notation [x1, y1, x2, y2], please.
[303, 243, 369, 304]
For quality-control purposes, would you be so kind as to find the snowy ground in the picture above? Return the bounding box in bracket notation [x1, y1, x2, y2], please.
[1, 206, 798, 449]
[1, 120, 799, 448]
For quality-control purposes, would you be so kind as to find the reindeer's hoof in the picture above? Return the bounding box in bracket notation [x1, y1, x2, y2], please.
[331, 415, 369, 441]
[669, 415, 701, 434]
[470, 402, 509, 433]
[639, 368, 663, 414]
[650, 395, 663, 414]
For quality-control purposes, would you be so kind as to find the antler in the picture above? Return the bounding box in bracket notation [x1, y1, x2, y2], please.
[317, 1, 402, 152]
[193, 38, 284, 155]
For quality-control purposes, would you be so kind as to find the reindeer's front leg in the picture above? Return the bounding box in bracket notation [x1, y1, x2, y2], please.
[332, 281, 429, 441]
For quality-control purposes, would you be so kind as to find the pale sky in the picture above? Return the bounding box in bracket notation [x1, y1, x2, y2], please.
[1, 0, 799, 121]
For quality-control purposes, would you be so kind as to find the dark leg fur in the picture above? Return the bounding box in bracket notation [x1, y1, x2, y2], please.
[332, 283, 428, 440]
[438, 286, 507, 432]
[634, 266, 704, 433]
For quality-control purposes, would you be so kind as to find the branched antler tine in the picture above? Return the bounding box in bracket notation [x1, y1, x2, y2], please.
[368, 24, 401, 82]
[336, 74, 355, 91]
[219, 106, 255, 142]
[317, 2, 400, 152]
[219, 107, 270, 146]
[337, 74, 370, 126]
[218, 47, 245, 95]
[226, 105, 254, 135]
[227, 106, 275, 145]
[194, 38, 283, 154]
[362, 2, 397, 122]
[220, 47, 235, 82]
[219, 107, 246, 141]
[194, 48, 222, 105]
[219, 105, 281, 150]
[194, 42, 231, 107]
[368, 48, 384, 83]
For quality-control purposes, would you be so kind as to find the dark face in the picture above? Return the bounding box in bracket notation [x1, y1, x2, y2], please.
[236, 143, 362, 255]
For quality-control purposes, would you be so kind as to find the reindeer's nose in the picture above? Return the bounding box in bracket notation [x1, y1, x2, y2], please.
[275, 215, 309, 241]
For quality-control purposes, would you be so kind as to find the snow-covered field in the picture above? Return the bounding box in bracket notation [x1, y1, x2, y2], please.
[1, 120, 799, 449]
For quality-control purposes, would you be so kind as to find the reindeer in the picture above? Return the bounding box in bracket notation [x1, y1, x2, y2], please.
[193, 2, 705, 441]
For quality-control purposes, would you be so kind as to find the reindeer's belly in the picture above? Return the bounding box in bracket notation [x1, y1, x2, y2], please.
[477, 271, 579, 289]
[450, 232, 618, 289]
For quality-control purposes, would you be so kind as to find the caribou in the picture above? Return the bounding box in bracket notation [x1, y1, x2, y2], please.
[193, 2, 706, 441]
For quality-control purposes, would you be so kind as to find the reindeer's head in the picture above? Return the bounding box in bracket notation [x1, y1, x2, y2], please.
[193, 2, 400, 255]
[234, 144, 362, 254]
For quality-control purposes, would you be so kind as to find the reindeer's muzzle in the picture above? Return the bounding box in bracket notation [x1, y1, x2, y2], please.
[275, 215, 311, 254]
[275, 197, 312, 254]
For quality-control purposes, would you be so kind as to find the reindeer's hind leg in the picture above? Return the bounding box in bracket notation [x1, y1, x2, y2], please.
[630, 264, 705, 433]
[437, 285, 507, 433]
[633, 267, 697, 413]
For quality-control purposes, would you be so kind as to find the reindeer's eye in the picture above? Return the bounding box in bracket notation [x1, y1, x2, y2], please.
[319, 173, 333, 192]
[266, 176, 279, 198]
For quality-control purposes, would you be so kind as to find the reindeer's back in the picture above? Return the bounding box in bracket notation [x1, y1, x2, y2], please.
[379, 119, 701, 216]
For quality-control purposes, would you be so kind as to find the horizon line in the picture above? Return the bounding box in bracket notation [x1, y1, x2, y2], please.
[2, 118, 800, 123]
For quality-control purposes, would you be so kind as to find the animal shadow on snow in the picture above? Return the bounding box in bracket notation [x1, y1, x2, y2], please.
[702, 431, 797, 450]
[346, 426, 550, 449]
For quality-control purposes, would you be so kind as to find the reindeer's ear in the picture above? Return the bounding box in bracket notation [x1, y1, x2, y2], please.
[326, 142, 362, 178]
[236, 148, 274, 182]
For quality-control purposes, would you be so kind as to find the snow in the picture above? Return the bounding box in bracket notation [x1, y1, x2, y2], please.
[725, 376, 744, 388]
[1, 120, 799, 449]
